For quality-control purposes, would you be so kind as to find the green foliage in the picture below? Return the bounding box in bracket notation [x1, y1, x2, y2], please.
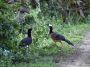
[0, 0, 90, 67]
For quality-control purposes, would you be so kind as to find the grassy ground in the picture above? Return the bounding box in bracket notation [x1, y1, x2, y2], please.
[0, 2, 90, 67]
[0, 14, 90, 66]
[8, 23, 90, 67]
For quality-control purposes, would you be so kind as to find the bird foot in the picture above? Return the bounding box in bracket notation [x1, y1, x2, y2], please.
[71, 45, 78, 49]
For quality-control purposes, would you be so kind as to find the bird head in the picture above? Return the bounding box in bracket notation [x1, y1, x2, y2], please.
[28, 28, 32, 33]
[28, 28, 32, 31]
[48, 24, 52, 27]
[27, 28, 32, 37]
[47, 24, 53, 34]
[48, 24, 53, 30]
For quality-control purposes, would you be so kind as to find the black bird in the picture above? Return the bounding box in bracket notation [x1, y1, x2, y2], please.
[19, 28, 32, 48]
[48, 24, 74, 46]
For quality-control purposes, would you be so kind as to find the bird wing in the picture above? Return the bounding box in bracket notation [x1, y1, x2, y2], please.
[51, 32, 65, 40]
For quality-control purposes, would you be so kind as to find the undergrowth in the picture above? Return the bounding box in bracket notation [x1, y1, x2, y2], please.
[0, 22, 90, 67]
[0, 1, 90, 67]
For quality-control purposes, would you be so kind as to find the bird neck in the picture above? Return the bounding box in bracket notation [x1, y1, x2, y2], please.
[28, 32, 31, 37]
[49, 27, 53, 34]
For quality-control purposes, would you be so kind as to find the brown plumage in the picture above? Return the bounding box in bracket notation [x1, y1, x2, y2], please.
[48, 24, 74, 46]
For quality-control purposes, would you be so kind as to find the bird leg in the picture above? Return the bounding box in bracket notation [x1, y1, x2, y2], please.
[52, 40, 57, 45]
[60, 41, 63, 48]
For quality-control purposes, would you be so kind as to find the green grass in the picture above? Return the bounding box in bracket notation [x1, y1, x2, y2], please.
[0, 22, 90, 67]
[0, 1, 90, 67]
[12, 62, 56, 67]
[3, 23, 89, 67]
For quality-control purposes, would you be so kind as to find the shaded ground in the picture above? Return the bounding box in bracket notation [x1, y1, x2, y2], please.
[56, 31, 90, 67]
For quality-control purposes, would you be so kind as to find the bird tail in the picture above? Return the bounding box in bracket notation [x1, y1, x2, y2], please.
[64, 39, 74, 46]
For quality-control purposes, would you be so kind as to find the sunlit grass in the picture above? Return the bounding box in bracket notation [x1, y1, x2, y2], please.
[0, 23, 89, 67]
[12, 62, 56, 67]
[0, 1, 90, 67]
[10, 23, 90, 67]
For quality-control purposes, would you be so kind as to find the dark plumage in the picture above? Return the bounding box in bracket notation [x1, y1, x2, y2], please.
[31, 0, 38, 9]
[19, 28, 32, 48]
[48, 24, 74, 46]
[18, 6, 29, 13]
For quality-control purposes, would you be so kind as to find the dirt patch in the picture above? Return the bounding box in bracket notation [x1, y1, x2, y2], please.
[55, 31, 90, 67]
